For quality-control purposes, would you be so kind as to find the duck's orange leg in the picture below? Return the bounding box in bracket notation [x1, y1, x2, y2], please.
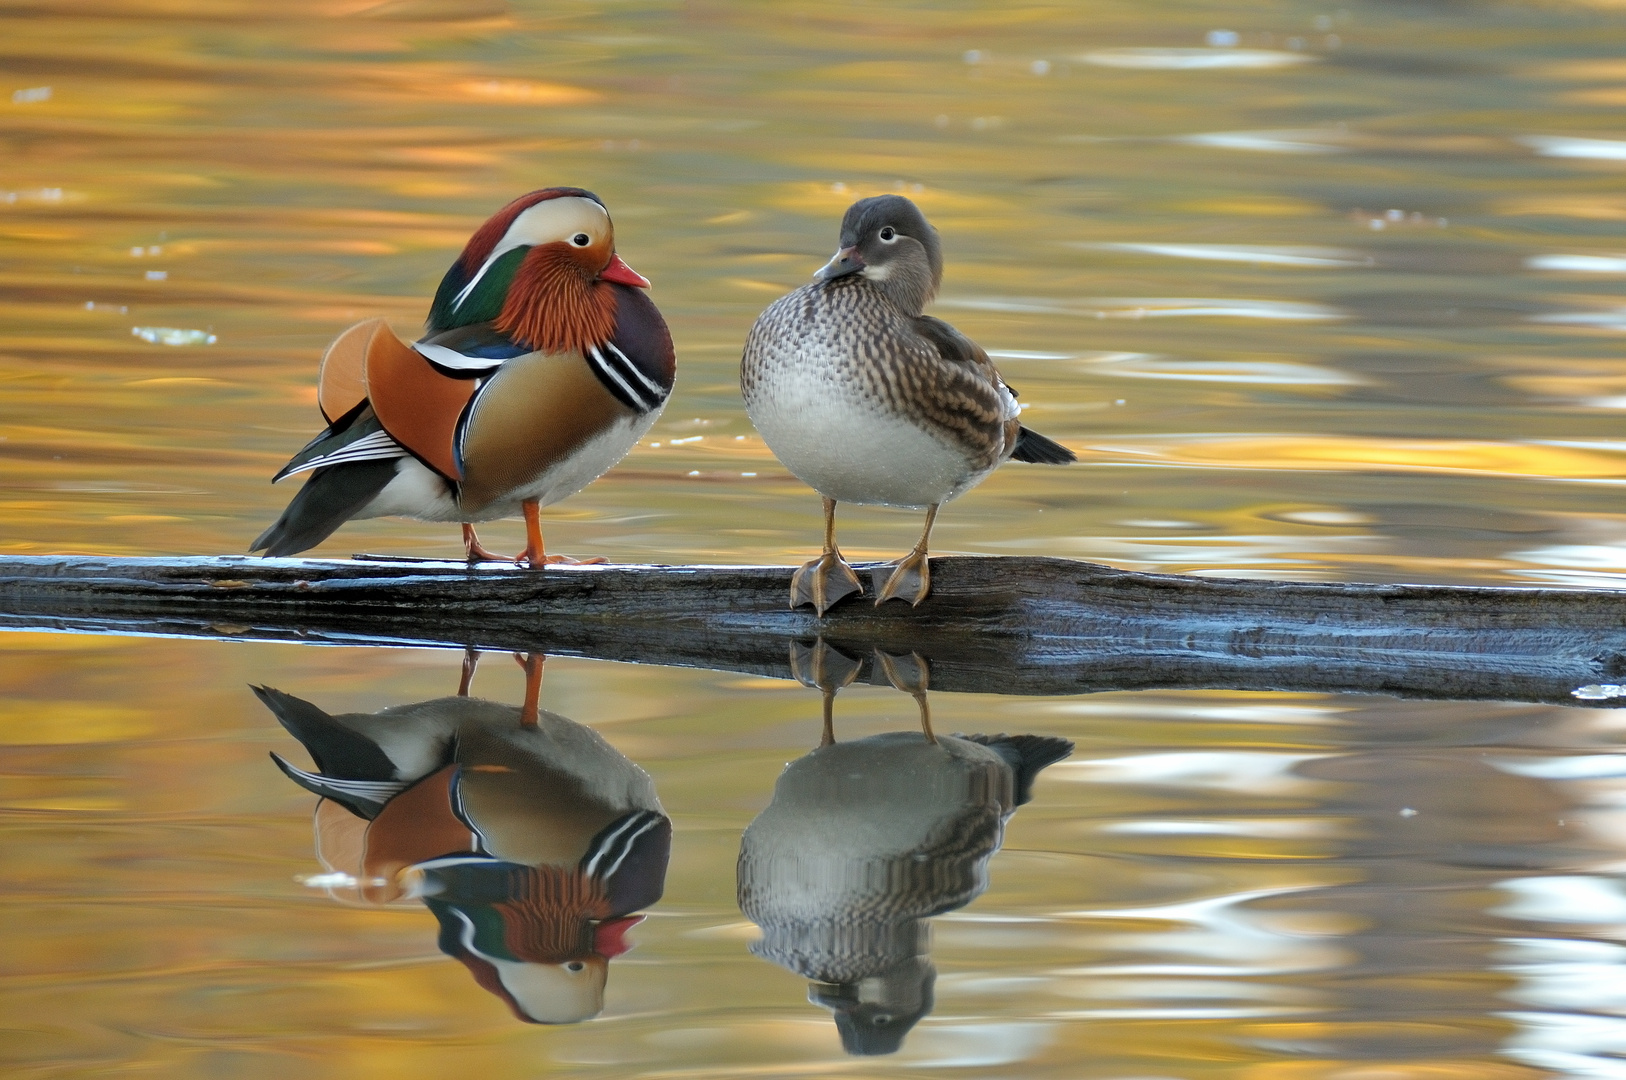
[457, 647, 480, 697]
[519, 498, 607, 567]
[513, 651, 544, 727]
[463, 524, 509, 563]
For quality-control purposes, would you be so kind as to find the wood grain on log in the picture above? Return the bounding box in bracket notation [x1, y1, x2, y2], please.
[0, 554, 1623, 705]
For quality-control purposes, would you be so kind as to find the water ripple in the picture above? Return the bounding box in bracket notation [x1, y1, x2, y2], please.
[1079, 48, 1317, 71]
[1082, 242, 1368, 268]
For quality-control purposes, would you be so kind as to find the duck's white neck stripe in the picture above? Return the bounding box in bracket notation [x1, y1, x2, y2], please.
[452, 243, 521, 312]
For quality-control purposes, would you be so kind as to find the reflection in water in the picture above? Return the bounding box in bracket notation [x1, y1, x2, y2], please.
[738, 653, 1071, 1055]
[255, 655, 669, 1025]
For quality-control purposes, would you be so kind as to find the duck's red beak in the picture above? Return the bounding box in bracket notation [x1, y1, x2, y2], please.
[599, 254, 651, 288]
[592, 914, 645, 958]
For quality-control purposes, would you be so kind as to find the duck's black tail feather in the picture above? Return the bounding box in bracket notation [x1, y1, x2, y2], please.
[958, 733, 1074, 805]
[1011, 426, 1076, 465]
[269, 751, 406, 819]
[250, 459, 399, 558]
[250, 685, 397, 781]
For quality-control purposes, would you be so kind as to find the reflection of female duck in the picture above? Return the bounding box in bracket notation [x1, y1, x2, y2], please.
[256, 685, 669, 1024]
[737, 730, 1071, 1055]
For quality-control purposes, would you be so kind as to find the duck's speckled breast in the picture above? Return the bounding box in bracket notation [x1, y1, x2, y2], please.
[741, 280, 992, 507]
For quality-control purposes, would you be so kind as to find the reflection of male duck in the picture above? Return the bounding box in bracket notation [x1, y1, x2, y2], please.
[737, 729, 1071, 1055]
[256, 678, 669, 1024]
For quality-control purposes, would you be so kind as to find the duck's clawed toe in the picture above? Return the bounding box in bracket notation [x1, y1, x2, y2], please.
[873, 551, 931, 607]
[791, 551, 864, 614]
[520, 553, 609, 568]
[463, 524, 511, 564]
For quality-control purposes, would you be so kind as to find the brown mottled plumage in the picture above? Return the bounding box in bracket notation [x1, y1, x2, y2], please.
[740, 194, 1075, 614]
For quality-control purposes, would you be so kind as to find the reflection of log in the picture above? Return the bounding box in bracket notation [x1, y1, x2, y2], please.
[0, 553, 1623, 706]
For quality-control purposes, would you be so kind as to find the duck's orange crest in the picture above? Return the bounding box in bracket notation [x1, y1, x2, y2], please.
[495, 244, 620, 356]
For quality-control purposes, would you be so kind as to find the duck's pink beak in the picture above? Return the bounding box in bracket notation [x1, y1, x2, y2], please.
[600, 254, 651, 288]
[593, 914, 645, 958]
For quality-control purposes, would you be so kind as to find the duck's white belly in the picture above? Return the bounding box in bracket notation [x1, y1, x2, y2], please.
[359, 458, 462, 522]
[747, 369, 982, 508]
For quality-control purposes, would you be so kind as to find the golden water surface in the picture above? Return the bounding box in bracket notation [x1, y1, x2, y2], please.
[7, 0, 1626, 1076]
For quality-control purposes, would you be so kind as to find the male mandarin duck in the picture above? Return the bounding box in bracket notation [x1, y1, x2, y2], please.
[740, 194, 1075, 613]
[252, 187, 674, 565]
[737, 727, 1072, 1055]
[255, 662, 669, 1024]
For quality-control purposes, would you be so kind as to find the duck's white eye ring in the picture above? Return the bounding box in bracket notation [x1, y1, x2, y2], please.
[571, 233, 591, 246]
[878, 226, 898, 243]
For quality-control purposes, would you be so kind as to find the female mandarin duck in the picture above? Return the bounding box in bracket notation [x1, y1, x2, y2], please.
[738, 727, 1072, 1054]
[741, 194, 1074, 613]
[252, 187, 674, 565]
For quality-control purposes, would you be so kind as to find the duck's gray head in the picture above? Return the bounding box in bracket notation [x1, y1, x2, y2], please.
[815, 194, 943, 316]
[809, 955, 936, 1056]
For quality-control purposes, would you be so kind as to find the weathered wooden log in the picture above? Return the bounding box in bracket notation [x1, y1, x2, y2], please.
[0, 554, 1622, 706]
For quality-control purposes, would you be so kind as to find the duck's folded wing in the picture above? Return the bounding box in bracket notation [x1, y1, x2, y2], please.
[272, 407, 407, 482]
[912, 315, 1020, 418]
[583, 284, 675, 414]
[316, 319, 382, 423]
[363, 325, 481, 481]
[884, 319, 1015, 465]
[301, 318, 484, 483]
[270, 752, 411, 819]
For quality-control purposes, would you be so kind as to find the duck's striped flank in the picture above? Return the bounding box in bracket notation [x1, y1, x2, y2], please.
[582, 810, 666, 880]
[587, 344, 667, 413]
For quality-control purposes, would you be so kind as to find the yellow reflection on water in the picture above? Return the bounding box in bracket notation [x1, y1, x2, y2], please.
[7, 0, 1626, 1076]
[2, 0, 1626, 585]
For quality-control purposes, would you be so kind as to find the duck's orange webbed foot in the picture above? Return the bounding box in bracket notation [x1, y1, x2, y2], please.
[516, 499, 609, 569]
[520, 552, 610, 567]
[873, 550, 931, 607]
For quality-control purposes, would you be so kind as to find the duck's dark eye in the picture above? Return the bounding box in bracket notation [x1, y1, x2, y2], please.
[566, 960, 586, 972]
[571, 233, 591, 246]
[873, 1014, 893, 1025]
[878, 227, 897, 242]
